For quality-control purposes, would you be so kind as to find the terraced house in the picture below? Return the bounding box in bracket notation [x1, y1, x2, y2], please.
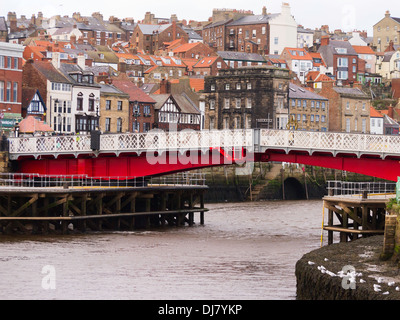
[288, 83, 329, 132]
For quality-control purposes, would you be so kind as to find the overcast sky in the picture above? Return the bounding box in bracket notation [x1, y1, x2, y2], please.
[0, 0, 397, 35]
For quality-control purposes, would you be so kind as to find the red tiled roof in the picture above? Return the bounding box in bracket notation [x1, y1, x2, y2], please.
[189, 78, 204, 92]
[19, 116, 53, 133]
[181, 58, 199, 71]
[370, 106, 384, 118]
[173, 42, 200, 53]
[112, 80, 156, 103]
[283, 47, 313, 60]
[352, 45, 375, 55]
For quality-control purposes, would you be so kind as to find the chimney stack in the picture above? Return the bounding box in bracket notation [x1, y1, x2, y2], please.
[321, 36, 330, 46]
[160, 79, 170, 94]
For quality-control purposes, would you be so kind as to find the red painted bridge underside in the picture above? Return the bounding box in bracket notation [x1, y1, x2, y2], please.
[15, 149, 400, 182]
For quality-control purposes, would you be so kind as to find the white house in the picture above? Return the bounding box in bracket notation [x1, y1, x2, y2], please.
[268, 3, 298, 55]
[57, 55, 101, 134]
[370, 106, 384, 134]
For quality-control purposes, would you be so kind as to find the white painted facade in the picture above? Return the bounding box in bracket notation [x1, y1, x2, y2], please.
[269, 3, 298, 55]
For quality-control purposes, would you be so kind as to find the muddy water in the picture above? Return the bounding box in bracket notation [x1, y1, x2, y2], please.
[0, 200, 324, 300]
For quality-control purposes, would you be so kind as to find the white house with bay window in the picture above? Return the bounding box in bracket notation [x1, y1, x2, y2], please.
[58, 56, 101, 134]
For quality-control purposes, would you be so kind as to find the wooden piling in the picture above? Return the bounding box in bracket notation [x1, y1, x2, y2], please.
[0, 185, 209, 235]
[323, 193, 387, 245]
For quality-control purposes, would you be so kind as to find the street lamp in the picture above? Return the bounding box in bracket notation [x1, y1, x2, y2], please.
[133, 100, 139, 133]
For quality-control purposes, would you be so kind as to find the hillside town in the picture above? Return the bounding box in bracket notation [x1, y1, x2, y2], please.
[1, 3, 400, 137]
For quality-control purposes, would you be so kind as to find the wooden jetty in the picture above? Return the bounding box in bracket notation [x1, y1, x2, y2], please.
[0, 184, 208, 235]
[323, 191, 389, 245]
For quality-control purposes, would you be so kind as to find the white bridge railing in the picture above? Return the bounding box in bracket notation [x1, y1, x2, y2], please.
[8, 129, 400, 160]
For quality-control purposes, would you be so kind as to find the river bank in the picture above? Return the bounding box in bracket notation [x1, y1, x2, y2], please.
[295, 235, 400, 300]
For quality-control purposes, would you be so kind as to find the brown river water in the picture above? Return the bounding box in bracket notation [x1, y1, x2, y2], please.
[0, 200, 324, 300]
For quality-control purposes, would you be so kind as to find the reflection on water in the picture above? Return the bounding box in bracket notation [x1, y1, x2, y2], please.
[0, 200, 323, 300]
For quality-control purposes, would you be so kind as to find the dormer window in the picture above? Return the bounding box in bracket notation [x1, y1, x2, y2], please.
[99, 54, 104, 59]
[77, 74, 82, 83]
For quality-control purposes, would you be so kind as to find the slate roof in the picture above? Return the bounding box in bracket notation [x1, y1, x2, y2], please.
[227, 14, 278, 26]
[217, 51, 266, 62]
[289, 83, 328, 100]
[333, 87, 369, 98]
[0, 17, 7, 32]
[31, 61, 71, 84]
[137, 24, 171, 35]
[150, 93, 199, 114]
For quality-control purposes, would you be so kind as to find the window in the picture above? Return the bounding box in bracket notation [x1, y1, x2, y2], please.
[262, 27, 266, 34]
[6, 82, 11, 102]
[0, 56, 4, 68]
[209, 100, 215, 110]
[252, 30, 256, 38]
[310, 114, 314, 122]
[77, 93, 83, 111]
[225, 83, 230, 90]
[321, 115, 326, 123]
[362, 119, 367, 133]
[117, 101, 123, 111]
[224, 98, 230, 109]
[247, 82, 252, 90]
[7, 57, 11, 69]
[13, 57, 18, 69]
[316, 101, 320, 110]
[246, 98, 252, 108]
[346, 118, 351, 132]
[235, 98, 241, 109]
[106, 100, 111, 110]
[105, 118, 111, 132]
[322, 102, 326, 111]
[13, 82, 18, 102]
[354, 118, 358, 132]
[236, 83, 241, 90]
[337, 58, 348, 67]
[117, 118, 122, 133]
[315, 115, 320, 123]
[346, 101, 350, 110]
[274, 37, 279, 45]
[0, 81, 3, 101]
[303, 100, 307, 108]
[353, 66, 356, 73]
[88, 97, 94, 112]
[338, 71, 348, 80]
[297, 100, 301, 107]
[211, 84, 216, 91]
[291, 99, 296, 107]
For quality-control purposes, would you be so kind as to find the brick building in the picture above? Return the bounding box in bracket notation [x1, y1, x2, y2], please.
[131, 22, 189, 55]
[112, 79, 156, 133]
[318, 37, 359, 86]
[192, 56, 228, 76]
[203, 66, 290, 130]
[0, 42, 24, 131]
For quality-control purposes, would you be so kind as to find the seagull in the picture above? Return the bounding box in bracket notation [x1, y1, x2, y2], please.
[377, 277, 383, 284]
[327, 271, 336, 277]
[395, 286, 400, 291]
[308, 261, 315, 265]
[373, 284, 381, 292]
[388, 281, 395, 286]
[360, 279, 366, 283]
[324, 258, 329, 261]
[383, 291, 389, 295]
